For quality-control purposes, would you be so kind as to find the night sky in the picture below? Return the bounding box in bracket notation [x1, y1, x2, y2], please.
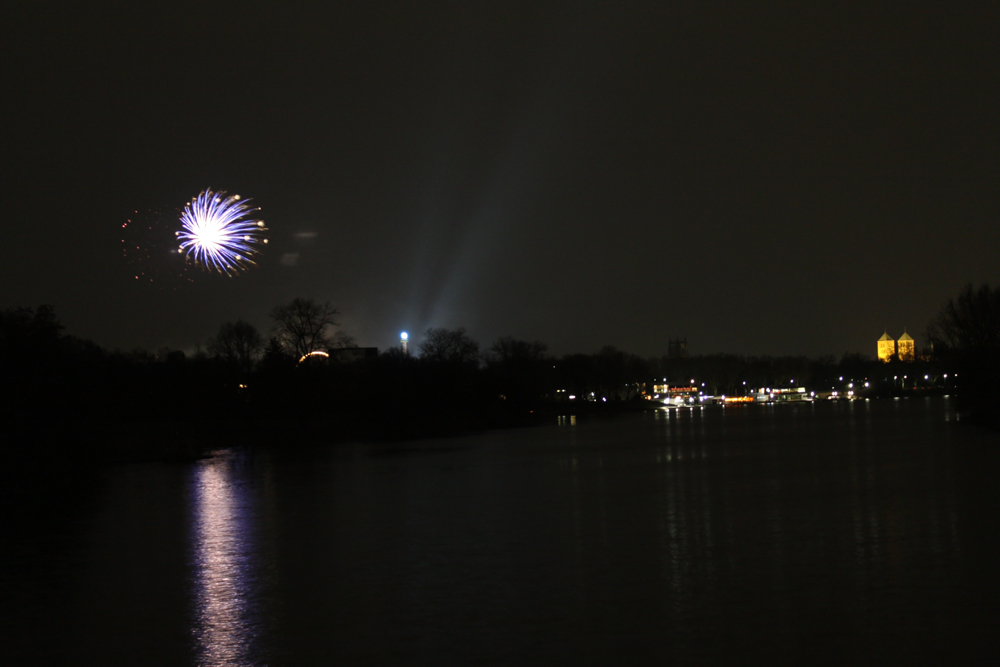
[3, 2, 997, 358]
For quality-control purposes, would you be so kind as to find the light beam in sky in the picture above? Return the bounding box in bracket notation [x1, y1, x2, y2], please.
[177, 189, 269, 275]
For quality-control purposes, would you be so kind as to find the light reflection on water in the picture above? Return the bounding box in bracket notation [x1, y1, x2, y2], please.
[6, 398, 996, 665]
[190, 451, 264, 667]
[214, 398, 988, 663]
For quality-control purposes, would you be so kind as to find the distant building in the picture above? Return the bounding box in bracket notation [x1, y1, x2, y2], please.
[877, 331, 895, 362]
[877, 330, 917, 362]
[668, 338, 689, 359]
[897, 331, 915, 362]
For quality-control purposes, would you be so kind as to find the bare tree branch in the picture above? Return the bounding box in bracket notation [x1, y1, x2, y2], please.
[269, 298, 348, 359]
[419, 328, 480, 365]
[209, 319, 263, 376]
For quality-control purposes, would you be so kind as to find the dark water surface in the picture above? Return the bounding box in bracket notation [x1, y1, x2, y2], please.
[4, 397, 1000, 665]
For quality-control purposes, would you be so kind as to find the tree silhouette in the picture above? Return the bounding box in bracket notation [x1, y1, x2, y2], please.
[209, 319, 263, 376]
[488, 336, 548, 365]
[927, 283, 1000, 423]
[419, 328, 480, 365]
[0, 305, 64, 352]
[486, 336, 550, 401]
[1, 305, 66, 381]
[927, 283, 1000, 362]
[269, 298, 352, 359]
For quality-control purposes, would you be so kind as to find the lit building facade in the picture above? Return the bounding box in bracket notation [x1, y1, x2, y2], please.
[877, 332, 895, 362]
[897, 331, 915, 362]
[877, 330, 917, 362]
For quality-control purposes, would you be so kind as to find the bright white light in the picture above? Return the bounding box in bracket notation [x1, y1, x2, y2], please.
[400, 332, 408, 340]
[177, 189, 267, 275]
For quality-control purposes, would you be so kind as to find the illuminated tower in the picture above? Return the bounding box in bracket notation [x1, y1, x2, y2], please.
[877, 331, 895, 362]
[400, 331, 408, 355]
[897, 330, 915, 362]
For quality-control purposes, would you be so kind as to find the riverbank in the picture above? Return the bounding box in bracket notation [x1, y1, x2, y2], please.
[2, 397, 672, 466]
[8, 392, 997, 469]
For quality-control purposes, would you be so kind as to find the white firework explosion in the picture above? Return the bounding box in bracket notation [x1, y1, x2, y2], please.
[177, 189, 268, 275]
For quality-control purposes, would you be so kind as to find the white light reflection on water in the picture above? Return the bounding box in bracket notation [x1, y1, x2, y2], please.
[190, 451, 263, 667]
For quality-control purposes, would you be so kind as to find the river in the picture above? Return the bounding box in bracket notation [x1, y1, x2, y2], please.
[3, 397, 999, 665]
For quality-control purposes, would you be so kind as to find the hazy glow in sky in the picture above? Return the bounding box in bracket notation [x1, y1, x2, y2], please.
[2, 3, 998, 357]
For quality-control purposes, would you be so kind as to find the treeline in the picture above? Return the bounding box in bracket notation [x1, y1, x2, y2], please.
[3, 284, 995, 461]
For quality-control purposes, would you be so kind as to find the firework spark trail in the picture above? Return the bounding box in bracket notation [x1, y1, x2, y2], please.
[177, 189, 268, 275]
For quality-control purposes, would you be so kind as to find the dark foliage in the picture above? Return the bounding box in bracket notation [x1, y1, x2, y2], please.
[269, 298, 352, 359]
[209, 319, 264, 378]
[1, 300, 970, 463]
[927, 283, 1000, 423]
[418, 328, 480, 365]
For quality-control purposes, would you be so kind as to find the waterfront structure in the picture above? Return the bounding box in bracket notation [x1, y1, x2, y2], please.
[878, 331, 895, 362]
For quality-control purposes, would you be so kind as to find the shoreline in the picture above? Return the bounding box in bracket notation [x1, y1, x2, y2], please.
[8, 393, 994, 469]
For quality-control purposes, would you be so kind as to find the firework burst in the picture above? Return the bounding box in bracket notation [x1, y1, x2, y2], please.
[177, 189, 268, 275]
